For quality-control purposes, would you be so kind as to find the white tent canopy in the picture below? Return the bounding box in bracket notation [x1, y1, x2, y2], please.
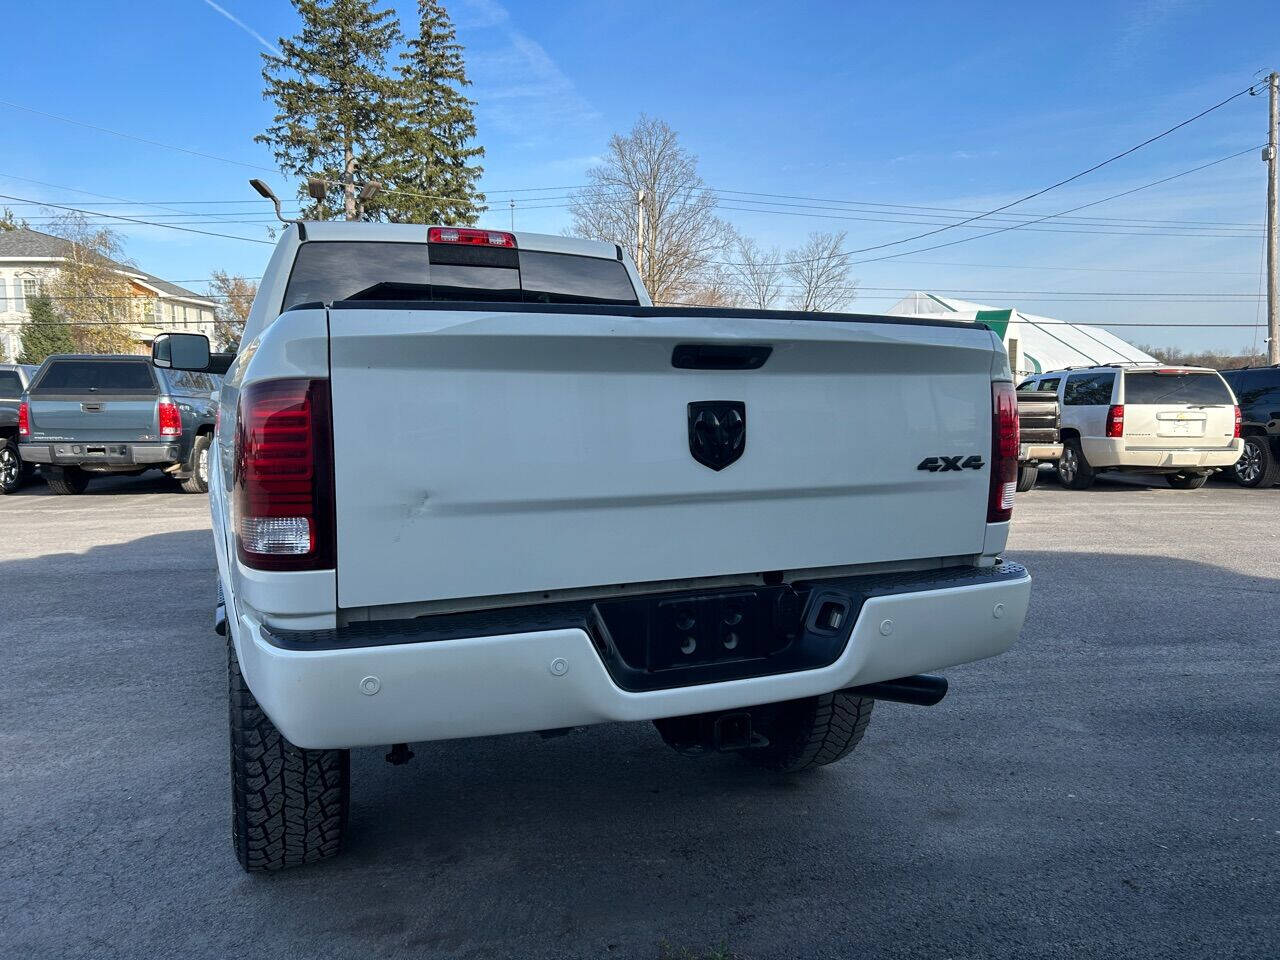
[887, 292, 1157, 380]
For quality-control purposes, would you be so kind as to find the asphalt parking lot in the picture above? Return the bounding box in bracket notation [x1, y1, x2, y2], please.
[2, 471, 1277, 960]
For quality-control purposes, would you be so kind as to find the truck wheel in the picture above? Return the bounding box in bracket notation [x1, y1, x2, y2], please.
[1016, 462, 1039, 492]
[1166, 471, 1209, 490]
[43, 465, 91, 495]
[0, 439, 21, 494]
[180, 434, 211, 494]
[744, 691, 873, 773]
[1056, 438, 1095, 490]
[228, 640, 349, 872]
[1233, 436, 1280, 488]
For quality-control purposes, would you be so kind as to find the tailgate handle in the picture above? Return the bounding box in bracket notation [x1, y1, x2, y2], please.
[81, 403, 103, 412]
[672, 343, 772, 371]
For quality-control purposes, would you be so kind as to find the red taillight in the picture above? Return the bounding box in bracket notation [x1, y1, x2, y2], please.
[1233, 405, 1242, 439]
[18, 401, 29, 437]
[158, 399, 182, 437]
[427, 226, 516, 247]
[1106, 404, 1125, 439]
[233, 379, 335, 571]
[988, 381, 1019, 523]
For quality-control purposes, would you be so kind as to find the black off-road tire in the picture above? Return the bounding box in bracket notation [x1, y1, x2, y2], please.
[1232, 435, 1280, 488]
[180, 434, 211, 494]
[744, 692, 874, 773]
[1016, 462, 1039, 492]
[0, 438, 22, 494]
[1166, 471, 1209, 490]
[229, 641, 350, 872]
[43, 465, 91, 495]
[1057, 437, 1096, 490]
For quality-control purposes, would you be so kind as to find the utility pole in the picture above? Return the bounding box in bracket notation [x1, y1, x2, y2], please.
[343, 142, 357, 221]
[636, 188, 646, 282]
[1266, 71, 1279, 364]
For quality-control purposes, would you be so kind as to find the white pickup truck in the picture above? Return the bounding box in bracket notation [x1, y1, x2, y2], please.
[153, 222, 1031, 872]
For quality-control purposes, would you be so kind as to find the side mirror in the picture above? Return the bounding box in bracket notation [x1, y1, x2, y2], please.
[153, 332, 211, 371]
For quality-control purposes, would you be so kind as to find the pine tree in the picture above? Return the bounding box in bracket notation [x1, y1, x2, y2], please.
[17, 294, 76, 364]
[379, 0, 485, 224]
[257, 0, 403, 220]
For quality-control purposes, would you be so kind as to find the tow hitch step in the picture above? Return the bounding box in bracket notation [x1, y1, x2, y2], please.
[655, 710, 769, 756]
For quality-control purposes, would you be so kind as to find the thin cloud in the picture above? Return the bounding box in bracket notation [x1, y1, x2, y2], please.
[457, 0, 599, 135]
[199, 0, 282, 57]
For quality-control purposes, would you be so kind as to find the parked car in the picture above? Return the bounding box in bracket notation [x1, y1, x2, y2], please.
[18, 355, 219, 495]
[1219, 365, 1280, 488]
[151, 221, 1032, 872]
[1014, 386, 1062, 492]
[1020, 364, 1241, 490]
[0, 362, 39, 494]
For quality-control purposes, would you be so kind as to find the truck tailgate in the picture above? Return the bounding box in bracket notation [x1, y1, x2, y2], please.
[328, 307, 998, 609]
[26, 396, 158, 442]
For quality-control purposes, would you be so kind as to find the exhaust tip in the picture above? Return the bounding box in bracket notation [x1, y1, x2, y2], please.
[846, 674, 948, 707]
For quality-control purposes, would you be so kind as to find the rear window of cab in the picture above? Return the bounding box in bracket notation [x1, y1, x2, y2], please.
[282, 241, 640, 310]
[32, 359, 156, 394]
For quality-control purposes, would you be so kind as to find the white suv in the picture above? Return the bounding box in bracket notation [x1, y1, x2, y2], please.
[1020, 364, 1241, 490]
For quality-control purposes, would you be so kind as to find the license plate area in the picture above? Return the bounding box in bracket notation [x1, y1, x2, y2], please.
[1156, 411, 1206, 438]
[590, 584, 857, 691]
[650, 592, 770, 670]
[1158, 421, 1204, 437]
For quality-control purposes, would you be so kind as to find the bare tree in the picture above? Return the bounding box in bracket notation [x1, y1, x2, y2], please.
[727, 236, 785, 309]
[784, 231, 859, 313]
[684, 263, 743, 308]
[46, 213, 139, 354]
[208, 271, 258, 349]
[569, 115, 733, 304]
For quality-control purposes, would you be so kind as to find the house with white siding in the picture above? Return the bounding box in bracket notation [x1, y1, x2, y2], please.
[0, 227, 218, 361]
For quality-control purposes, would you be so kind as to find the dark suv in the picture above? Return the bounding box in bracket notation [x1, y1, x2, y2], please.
[18, 355, 219, 495]
[1220, 366, 1280, 488]
[0, 362, 40, 494]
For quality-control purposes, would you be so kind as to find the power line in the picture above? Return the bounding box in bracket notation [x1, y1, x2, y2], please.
[842, 146, 1267, 268]
[0, 99, 276, 173]
[647, 299, 1270, 317]
[5, 186, 1264, 230]
[883, 258, 1256, 276]
[0, 172, 276, 228]
[712, 87, 1261, 267]
[14, 208, 1261, 240]
[709, 202, 1261, 240]
[0, 100, 585, 207]
[0, 191, 274, 245]
[701, 188, 1265, 229]
[5, 312, 1269, 326]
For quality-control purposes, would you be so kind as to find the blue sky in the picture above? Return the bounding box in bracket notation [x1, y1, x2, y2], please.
[2, 0, 1277, 351]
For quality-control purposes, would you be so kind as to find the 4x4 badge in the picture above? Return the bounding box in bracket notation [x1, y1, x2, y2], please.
[688, 401, 746, 471]
[917, 455, 985, 472]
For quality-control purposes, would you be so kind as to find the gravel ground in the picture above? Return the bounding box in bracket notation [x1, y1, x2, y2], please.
[1, 470, 1277, 960]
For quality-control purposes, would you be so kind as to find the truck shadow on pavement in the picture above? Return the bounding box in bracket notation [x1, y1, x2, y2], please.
[12, 471, 193, 496]
[4, 534, 1278, 960]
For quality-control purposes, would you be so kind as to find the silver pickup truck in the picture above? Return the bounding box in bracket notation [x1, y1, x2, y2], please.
[18, 355, 219, 495]
[150, 221, 1032, 872]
